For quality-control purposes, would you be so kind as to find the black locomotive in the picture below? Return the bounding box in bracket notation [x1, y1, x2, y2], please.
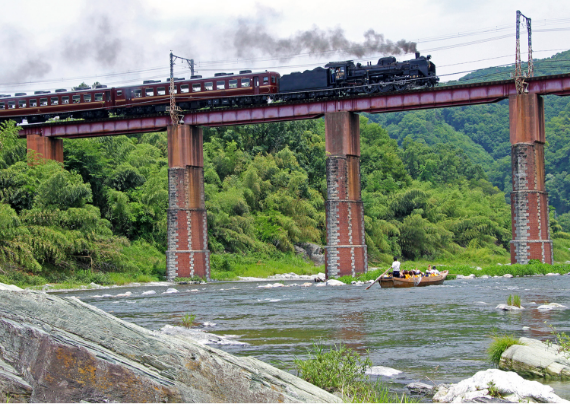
[277, 52, 438, 101]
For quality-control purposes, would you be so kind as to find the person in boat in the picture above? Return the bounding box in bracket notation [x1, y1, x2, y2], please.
[391, 257, 401, 278]
[432, 266, 440, 275]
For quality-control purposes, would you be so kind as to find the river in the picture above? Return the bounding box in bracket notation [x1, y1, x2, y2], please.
[55, 275, 570, 399]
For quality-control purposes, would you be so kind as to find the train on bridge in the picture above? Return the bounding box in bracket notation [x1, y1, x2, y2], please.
[0, 53, 438, 124]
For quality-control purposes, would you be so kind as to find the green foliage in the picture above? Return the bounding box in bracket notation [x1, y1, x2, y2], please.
[293, 342, 371, 392]
[506, 294, 522, 307]
[488, 335, 521, 366]
[487, 381, 501, 398]
[180, 313, 196, 328]
[548, 324, 570, 358]
[293, 342, 415, 403]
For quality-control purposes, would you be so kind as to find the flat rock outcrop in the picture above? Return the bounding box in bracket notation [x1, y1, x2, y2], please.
[500, 337, 570, 379]
[0, 286, 340, 403]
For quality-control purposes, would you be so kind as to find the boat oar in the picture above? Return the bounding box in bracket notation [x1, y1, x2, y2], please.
[365, 268, 390, 290]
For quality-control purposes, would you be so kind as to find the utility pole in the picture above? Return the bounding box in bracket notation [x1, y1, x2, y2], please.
[515, 10, 534, 94]
[168, 52, 195, 126]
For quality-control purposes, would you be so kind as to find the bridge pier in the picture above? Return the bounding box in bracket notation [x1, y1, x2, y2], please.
[509, 94, 553, 264]
[166, 124, 210, 280]
[324, 111, 367, 278]
[26, 134, 63, 163]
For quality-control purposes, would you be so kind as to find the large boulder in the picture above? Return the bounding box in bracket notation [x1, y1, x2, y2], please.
[294, 243, 325, 266]
[0, 287, 340, 403]
[433, 369, 568, 403]
[500, 337, 570, 379]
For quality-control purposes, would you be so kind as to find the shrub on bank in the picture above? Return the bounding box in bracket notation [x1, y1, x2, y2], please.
[293, 342, 416, 403]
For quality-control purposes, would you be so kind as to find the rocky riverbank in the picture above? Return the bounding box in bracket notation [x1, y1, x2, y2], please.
[0, 283, 339, 403]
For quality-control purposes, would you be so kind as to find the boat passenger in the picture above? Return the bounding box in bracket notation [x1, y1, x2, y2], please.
[432, 266, 440, 275]
[391, 257, 401, 278]
[426, 264, 432, 275]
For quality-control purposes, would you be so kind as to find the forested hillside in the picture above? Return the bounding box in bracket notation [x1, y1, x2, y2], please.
[367, 49, 570, 226]
[1, 50, 570, 285]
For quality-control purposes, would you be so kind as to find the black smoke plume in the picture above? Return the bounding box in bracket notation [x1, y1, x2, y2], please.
[231, 23, 417, 60]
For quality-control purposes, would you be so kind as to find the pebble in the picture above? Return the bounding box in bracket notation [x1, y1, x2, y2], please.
[141, 290, 156, 295]
[503, 274, 514, 278]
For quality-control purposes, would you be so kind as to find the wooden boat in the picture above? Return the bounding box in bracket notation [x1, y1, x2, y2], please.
[379, 271, 448, 288]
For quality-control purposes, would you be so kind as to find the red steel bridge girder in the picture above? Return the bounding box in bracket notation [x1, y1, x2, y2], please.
[18, 74, 570, 139]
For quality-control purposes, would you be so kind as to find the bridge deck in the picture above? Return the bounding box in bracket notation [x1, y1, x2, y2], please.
[19, 73, 570, 138]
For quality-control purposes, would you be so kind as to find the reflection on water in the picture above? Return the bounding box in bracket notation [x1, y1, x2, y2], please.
[59, 276, 570, 398]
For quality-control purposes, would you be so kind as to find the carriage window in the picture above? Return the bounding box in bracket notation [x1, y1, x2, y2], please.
[192, 83, 201, 92]
[145, 88, 154, 97]
[205, 82, 213, 91]
[263, 77, 269, 84]
[241, 78, 250, 87]
[84, 94, 91, 102]
[18, 100, 27, 108]
[180, 84, 190, 93]
[40, 98, 48, 106]
[72, 95, 81, 103]
[62, 96, 70, 104]
[51, 97, 59, 105]
[30, 99, 37, 107]
[229, 79, 238, 88]
[216, 81, 225, 90]
[94, 93, 103, 102]
[0, 103, 4, 110]
[271, 76, 276, 83]
[157, 87, 166, 96]
[8, 101, 15, 109]
[133, 89, 142, 98]
[117, 90, 123, 97]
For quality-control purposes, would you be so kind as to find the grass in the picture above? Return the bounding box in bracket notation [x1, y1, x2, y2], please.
[0, 239, 167, 290]
[180, 313, 196, 328]
[293, 342, 416, 403]
[209, 252, 321, 281]
[507, 294, 521, 307]
[487, 335, 522, 366]
[338, 260, 570, 285]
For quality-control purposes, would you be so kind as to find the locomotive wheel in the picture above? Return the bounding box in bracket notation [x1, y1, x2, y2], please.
[363, 85, 376, 94]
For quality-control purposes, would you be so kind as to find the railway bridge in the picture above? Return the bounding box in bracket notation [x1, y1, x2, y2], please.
[20, 73, 570, 280]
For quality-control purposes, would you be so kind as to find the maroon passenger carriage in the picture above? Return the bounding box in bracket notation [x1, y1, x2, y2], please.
[0, 70, 280, 124]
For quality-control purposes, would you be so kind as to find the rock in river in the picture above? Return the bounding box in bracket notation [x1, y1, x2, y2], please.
[433, 369, 568, 403]
[0, 285, 339, 403]
[500, 337, 570, 379]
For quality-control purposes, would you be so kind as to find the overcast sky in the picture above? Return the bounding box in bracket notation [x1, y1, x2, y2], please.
[1, 0, 569, 94]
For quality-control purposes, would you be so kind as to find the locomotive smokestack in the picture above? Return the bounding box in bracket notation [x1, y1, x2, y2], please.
[415, 52, 420, 59]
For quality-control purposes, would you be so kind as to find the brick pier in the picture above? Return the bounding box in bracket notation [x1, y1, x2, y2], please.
[26, 134, 63, 163]
[324, 111, 367, 278]
[509, 94, 553, 264]
[166, 124, 210, 280]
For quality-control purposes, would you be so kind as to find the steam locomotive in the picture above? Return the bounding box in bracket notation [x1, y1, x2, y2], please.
[0, 53, 437, 124]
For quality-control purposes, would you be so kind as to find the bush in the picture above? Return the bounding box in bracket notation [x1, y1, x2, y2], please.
[488, 335, 521, 365]
[293, 342, 371, 393]
[293, 342, 415, 402]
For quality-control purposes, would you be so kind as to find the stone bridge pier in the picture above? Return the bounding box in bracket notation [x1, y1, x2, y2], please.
[510, 94, 553, 264]
[166, 124, 210, 280]
[324, 111, 367, 278]
[26, 133, 63, 163]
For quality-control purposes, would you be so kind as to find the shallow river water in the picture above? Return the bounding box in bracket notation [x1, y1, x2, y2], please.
[56, 275, 570, 399]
